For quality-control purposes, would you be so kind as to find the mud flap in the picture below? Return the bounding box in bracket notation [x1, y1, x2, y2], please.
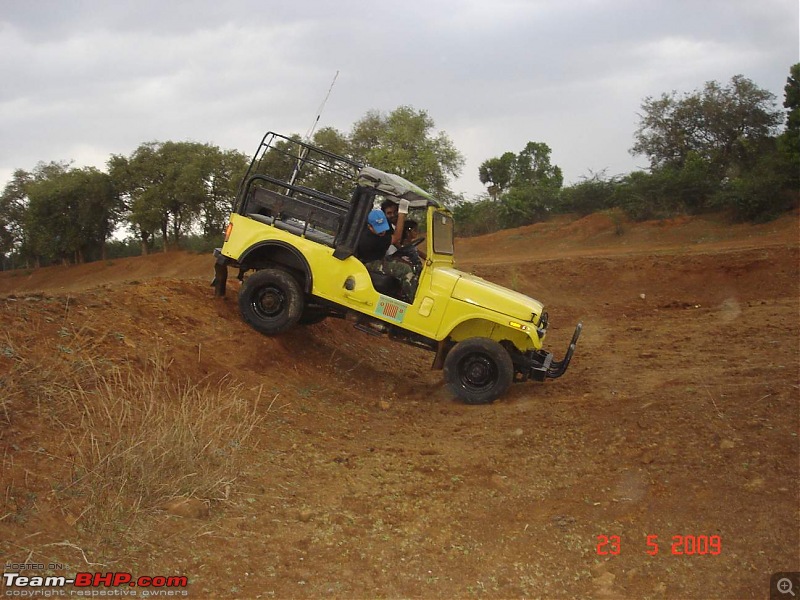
[431, 339, 450, 371]
[212, 249, 229, 297]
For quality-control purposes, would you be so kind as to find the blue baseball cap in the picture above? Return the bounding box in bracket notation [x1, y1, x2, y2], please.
[367, 209, 390, 233]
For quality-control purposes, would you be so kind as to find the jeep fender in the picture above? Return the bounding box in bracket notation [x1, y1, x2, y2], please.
[443, 317, 540, 352]
[239, 241, 313, 293]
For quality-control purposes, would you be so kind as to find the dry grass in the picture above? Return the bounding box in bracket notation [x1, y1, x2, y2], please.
[52, 353, 263, 531]
[0, 298, 263, 539]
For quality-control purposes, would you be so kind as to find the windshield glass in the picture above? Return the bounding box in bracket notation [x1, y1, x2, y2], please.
[432, 212, 454, 255]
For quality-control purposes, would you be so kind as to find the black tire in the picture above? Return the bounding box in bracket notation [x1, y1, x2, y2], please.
[443, 337, 514, 405]
[238, 268, 304, 335]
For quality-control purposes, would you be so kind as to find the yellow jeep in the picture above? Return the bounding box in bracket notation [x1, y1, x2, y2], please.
[213, 132, 581, 404]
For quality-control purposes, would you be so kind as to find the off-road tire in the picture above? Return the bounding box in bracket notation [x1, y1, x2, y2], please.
[238, 268, 304, 335]
[443, 337, 514, 405]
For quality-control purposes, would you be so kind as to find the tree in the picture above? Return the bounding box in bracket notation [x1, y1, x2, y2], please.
[514, 142, 563, 189]
[478, 153, 516, 201]
[22, 163, 118, 265]
[780, 63, 800, 183]
[474, 142, 563, 228]
[197, 146, 249, 238]
[109, 142, 246, 253]
[304, 127, 355, 197]
[349, 106, 464, 202]
[559, 170, 620, 216]
[631, 75, 783, 180]
[0, 169, 32, 266]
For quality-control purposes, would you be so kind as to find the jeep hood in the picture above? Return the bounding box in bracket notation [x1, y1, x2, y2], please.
[450, 271, 544, 322]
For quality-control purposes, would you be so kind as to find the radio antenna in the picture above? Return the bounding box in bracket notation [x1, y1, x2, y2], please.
[303, 70, 339, 144]
[289, 71, 339, 188]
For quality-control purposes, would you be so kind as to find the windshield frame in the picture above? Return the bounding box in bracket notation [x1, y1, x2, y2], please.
[430, 209, 454, 258]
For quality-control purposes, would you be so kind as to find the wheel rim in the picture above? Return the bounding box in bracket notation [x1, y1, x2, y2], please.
[458, 352, 498, 391]
[252, 285, 286, 319]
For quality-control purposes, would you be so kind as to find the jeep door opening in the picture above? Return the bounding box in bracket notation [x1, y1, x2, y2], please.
[213, 131, 581, 404]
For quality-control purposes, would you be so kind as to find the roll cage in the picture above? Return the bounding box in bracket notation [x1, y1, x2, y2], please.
[233, 132, 446, 262]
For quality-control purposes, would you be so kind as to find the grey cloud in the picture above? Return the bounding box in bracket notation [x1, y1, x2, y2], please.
[1, 0, 797, 199]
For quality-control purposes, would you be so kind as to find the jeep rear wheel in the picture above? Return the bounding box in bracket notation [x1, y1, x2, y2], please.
[443, 338, 514, 405]
[239, 268, 304, 335]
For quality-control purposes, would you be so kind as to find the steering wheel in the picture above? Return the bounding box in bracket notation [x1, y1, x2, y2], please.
[400, 236, 425, 251]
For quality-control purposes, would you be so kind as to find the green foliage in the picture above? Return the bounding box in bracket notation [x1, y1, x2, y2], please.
[632, 75, 782, 181]
[618, 69, 798, 224]
[349, 106, 464, 203]
[783, 63, 800, 140]
[304, 127, 354, 197]
[514, 142, 563, 189]
[558, 171, 619, 216]
[109, 142, 247, 252]
[779, 63, 800, 188]
[22, 163, 120, 265]
[478, 153, 516, 201]
[499, 184, 559, 228]
[712, 140, 797, 222]
[460, 141, 563, 235]
[0, 169, 31, 257]
[452, 196, 503, 237]
[614, 156, 719, 221]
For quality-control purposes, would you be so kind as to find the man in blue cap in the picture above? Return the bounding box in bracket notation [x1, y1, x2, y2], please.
[356, 207, 416, 302]
[357, 209, 393, 262]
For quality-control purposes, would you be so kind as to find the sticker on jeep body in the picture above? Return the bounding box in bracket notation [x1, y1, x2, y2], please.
[375, 295, 408, 323]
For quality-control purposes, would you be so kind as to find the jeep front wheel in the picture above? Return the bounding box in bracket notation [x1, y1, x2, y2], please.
[443, 337, 514, 405]
[238, 268, 304, 335]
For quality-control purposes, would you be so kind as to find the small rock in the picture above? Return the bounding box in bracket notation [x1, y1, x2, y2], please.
[489, 474, 510, 490]
[378, 400, 391, 411]
[720, 439, 735, 450]
[744, 477, 765, 491]
[590, 562, 608, 577]
[511, 428, 523, 437]
[163, 497, 209, 519]
[298, 509, 313, 523]
[593, 571, 616, 587]
[653, 581, 667, 593]
[639, 293, 646, 300]
[640, 451, 655, 464]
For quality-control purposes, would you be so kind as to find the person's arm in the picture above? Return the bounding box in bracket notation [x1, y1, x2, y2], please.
[391, 200, 409, 246]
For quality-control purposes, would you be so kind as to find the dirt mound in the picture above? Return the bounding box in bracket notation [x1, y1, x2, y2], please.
[0, 212, 798, 599]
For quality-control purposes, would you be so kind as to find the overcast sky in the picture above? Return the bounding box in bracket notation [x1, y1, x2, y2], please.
[1, 0, 797, 200]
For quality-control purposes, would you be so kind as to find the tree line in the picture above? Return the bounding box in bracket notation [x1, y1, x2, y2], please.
[1, 66, 797, 269]
[0, 106, 463, 269]
[455, 66, 799, 236]
[0, 142, 250, 269]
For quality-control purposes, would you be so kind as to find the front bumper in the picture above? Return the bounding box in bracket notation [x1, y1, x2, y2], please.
[524, 322, 582, 381]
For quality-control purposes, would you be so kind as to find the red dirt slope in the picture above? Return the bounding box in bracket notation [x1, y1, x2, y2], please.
[0, 212, 798, 599]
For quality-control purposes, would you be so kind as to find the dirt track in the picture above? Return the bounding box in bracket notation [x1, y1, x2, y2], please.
[0, 212, 798, 599]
